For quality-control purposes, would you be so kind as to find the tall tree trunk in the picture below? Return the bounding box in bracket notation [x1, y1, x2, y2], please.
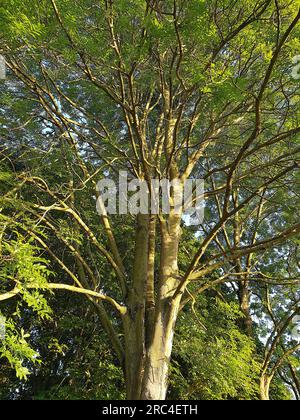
[260, 374, 272, 400]
[238, 282, 253, 336]
[141, 214, 182, 400]
[141, 307, 178, 400]
[123, 214, 149, 400]
[123, 213, 182, 400]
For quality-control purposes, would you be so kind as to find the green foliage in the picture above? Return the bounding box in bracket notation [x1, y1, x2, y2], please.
[0, 231, 52, 379]
[0, 317, 40, 380]
[170, 297, 261, 400]
[0, 237, 52, 316]
[13, 303, 125, 400]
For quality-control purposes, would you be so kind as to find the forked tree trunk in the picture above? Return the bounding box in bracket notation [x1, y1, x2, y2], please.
[123, 214, 182, 400]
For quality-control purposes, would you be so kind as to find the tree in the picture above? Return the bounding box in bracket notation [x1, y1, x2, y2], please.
[0, 0, 300, 399]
